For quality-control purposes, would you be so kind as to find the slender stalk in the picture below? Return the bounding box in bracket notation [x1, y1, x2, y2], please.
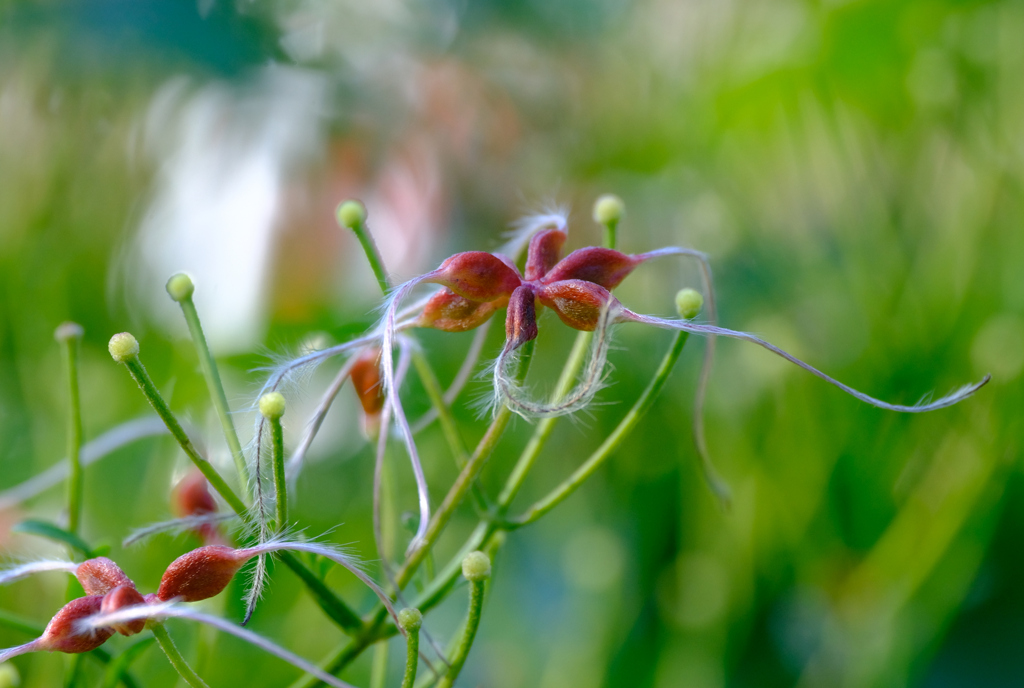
[151, 621, 210, 688]
[339, 203, 392, 295]
[370, 642, 388, 688]
[401, 630, 420, 688]
[110, 337, 362, 633]
[112, 347, 247, 516]
[168, 275, 251, 495]
[436, 555, 489, 688]
[259, 397, 288, 530]
[513, 331, 690, 525]
[56, 323, 84, 537]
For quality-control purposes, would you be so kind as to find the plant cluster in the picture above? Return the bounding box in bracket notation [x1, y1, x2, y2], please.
[0, 195, 988, 687]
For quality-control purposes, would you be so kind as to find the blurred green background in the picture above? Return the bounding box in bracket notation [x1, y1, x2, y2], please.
[1, 0, 1022, 686]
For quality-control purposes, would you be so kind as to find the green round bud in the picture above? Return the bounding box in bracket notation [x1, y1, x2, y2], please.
[592, 194, 625, 227]
[108, 332, 140, 363]
[675, 288, 703, 320]
[461, 551, 491, 582]
[166, 273, 195, 302]
[398, 607, 422, 632]
[55, 321, 84, 342]
[259, 392, 286, 420]
[336, 200, 367, 229]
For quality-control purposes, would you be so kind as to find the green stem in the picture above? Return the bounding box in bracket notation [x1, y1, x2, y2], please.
[177, 296, 251, 494]
[513, 331, 690, 525]
[436, 580, 486, 688]
[119, 355, 248, 517]
[151, 622, 210, 688]
[496, 331, 591, 509]
[349, 217, 392, 295]
[400, 624, 420, 688]
[269, 414, 288, 529]
[116, 352, 362, 633]
[370, 641, 388, 688]
[59, 330, 84, 537]
[412, 351, 489, 511]
[603, 219, 618, 250]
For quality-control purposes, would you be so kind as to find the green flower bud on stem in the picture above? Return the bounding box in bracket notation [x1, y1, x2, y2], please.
[165, 273, 195, 303]
[259, 392, 286, 420]
[461, 551, 491, 582]
[54, 321, 84, 342]
[336, 200, 367, 229]
[593, 194, 625, 249]
[593, 194, 624, 226]
[108, 332, 140, 363]
[398, 607, 422, 632]
[675, 288, 703, 320]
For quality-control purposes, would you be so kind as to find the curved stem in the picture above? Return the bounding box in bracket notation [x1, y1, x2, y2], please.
[347, 216, 392, 295]
[177, 295, 251, 496]
[436, 579, 486, 688]
[151, 622, 210, 688]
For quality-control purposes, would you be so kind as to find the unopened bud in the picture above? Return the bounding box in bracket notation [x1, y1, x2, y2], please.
[165, 273, 195, 302]
[524, 227, 568, 281]
[259, 392, 286, 420]
[350, 348, 385, 418]
[41, 596, 114, 654]
[537, 280, 615, 332]
[398, 607, 422, 632]
[336, 200, 367, 229]
[107, 332, 139, 363]
[462, 551, 491, 582]
[172, 470, 218, 518]
[505, 285, 538, 350]
[76, 557, 136, 596]
[593, 194, 624, 227]
[100, 585, 147, 636]
[156, 545, 247, 602]
[54, 322, 84, 342]
[675, 288, 703, 319]
[541, 247, 640, 290]
[426, 252, 522, 303]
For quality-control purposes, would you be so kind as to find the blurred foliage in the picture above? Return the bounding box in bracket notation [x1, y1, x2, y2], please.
[1, 0, 1022, 687]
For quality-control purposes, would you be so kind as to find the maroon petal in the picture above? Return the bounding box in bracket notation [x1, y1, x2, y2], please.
[505, 285, 539, 350]
[537, 279, 616, 331]
[425, 252, 522, 302]
[541, 247, 641, 290]
[418, 288, 501, 333]
[100, 585, 147, 636]
[41, 596, 115, 654]
[77, 557, 136, 596]
[524, 227, 567, 281]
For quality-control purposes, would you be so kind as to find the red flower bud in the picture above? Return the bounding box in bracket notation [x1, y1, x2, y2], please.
[418, 288, 500, 333]
[100, 585, 147, 636]
[505, 285, 538, 350]
[172, 470, 218, 518]
[350, 348, 385, 417]
[156, 545, 247, 603]
[541, 247, 640, 290]
[537, 280, 615, 332]
[76, 557, 136, 596]
[426, 252, 522, 302]
[41, 596, 115, 654]
[524, 227, 567, 281]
